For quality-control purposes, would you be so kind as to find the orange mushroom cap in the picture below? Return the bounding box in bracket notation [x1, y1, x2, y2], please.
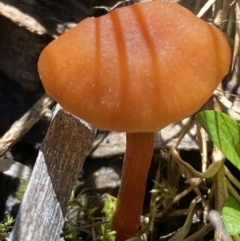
[38, 1, 230, 132]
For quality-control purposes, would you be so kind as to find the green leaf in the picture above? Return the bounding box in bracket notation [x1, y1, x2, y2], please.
[222, 196, 240, 235]
[196, 110, 240, 170]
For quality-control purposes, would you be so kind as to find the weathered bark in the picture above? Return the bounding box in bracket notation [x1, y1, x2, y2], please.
[9, 104, 96, 241]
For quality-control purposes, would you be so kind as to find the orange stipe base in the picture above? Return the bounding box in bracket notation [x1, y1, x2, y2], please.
[110, 133, 154, 241]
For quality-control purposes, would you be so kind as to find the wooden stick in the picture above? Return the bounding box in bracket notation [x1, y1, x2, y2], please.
[9, 104, 96, 241]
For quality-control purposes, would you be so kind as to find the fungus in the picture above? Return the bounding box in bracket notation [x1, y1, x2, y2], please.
[38, 1, 230, 240]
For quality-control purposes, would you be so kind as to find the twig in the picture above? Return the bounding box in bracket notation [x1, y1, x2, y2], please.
[0, 94, 54, 158]
[232, 0, 240, 70]
[0, 0, 91, 36]
[225, 178, 240, 203]
[225, 166, 240, 190]
[170, 146, 223, 179]
[155, 179, 203, 218]
[183, 223, 213, 241]
[197, 0, 217, 17]
[167, 196, 201, 241]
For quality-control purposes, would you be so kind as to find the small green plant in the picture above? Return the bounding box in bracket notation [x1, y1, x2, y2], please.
[0, 216, 14, 241]
[196, 110, 240, 236]
[135, 181, 177, 239]
[150, 181, 177, 208]
[137, 201, 159, 240]
[99, 194, 116, 241]
[64, 188, 100, 240]
[64, 189, 116, 241]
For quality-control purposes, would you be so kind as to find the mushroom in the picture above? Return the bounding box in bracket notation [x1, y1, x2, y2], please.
[38, 1, 230, 240]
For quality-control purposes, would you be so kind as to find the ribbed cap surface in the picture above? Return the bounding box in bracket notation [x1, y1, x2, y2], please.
[38, 1, 231, 132]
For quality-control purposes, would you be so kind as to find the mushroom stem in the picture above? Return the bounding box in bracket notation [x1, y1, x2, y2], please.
[111, 132, 154, 241]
